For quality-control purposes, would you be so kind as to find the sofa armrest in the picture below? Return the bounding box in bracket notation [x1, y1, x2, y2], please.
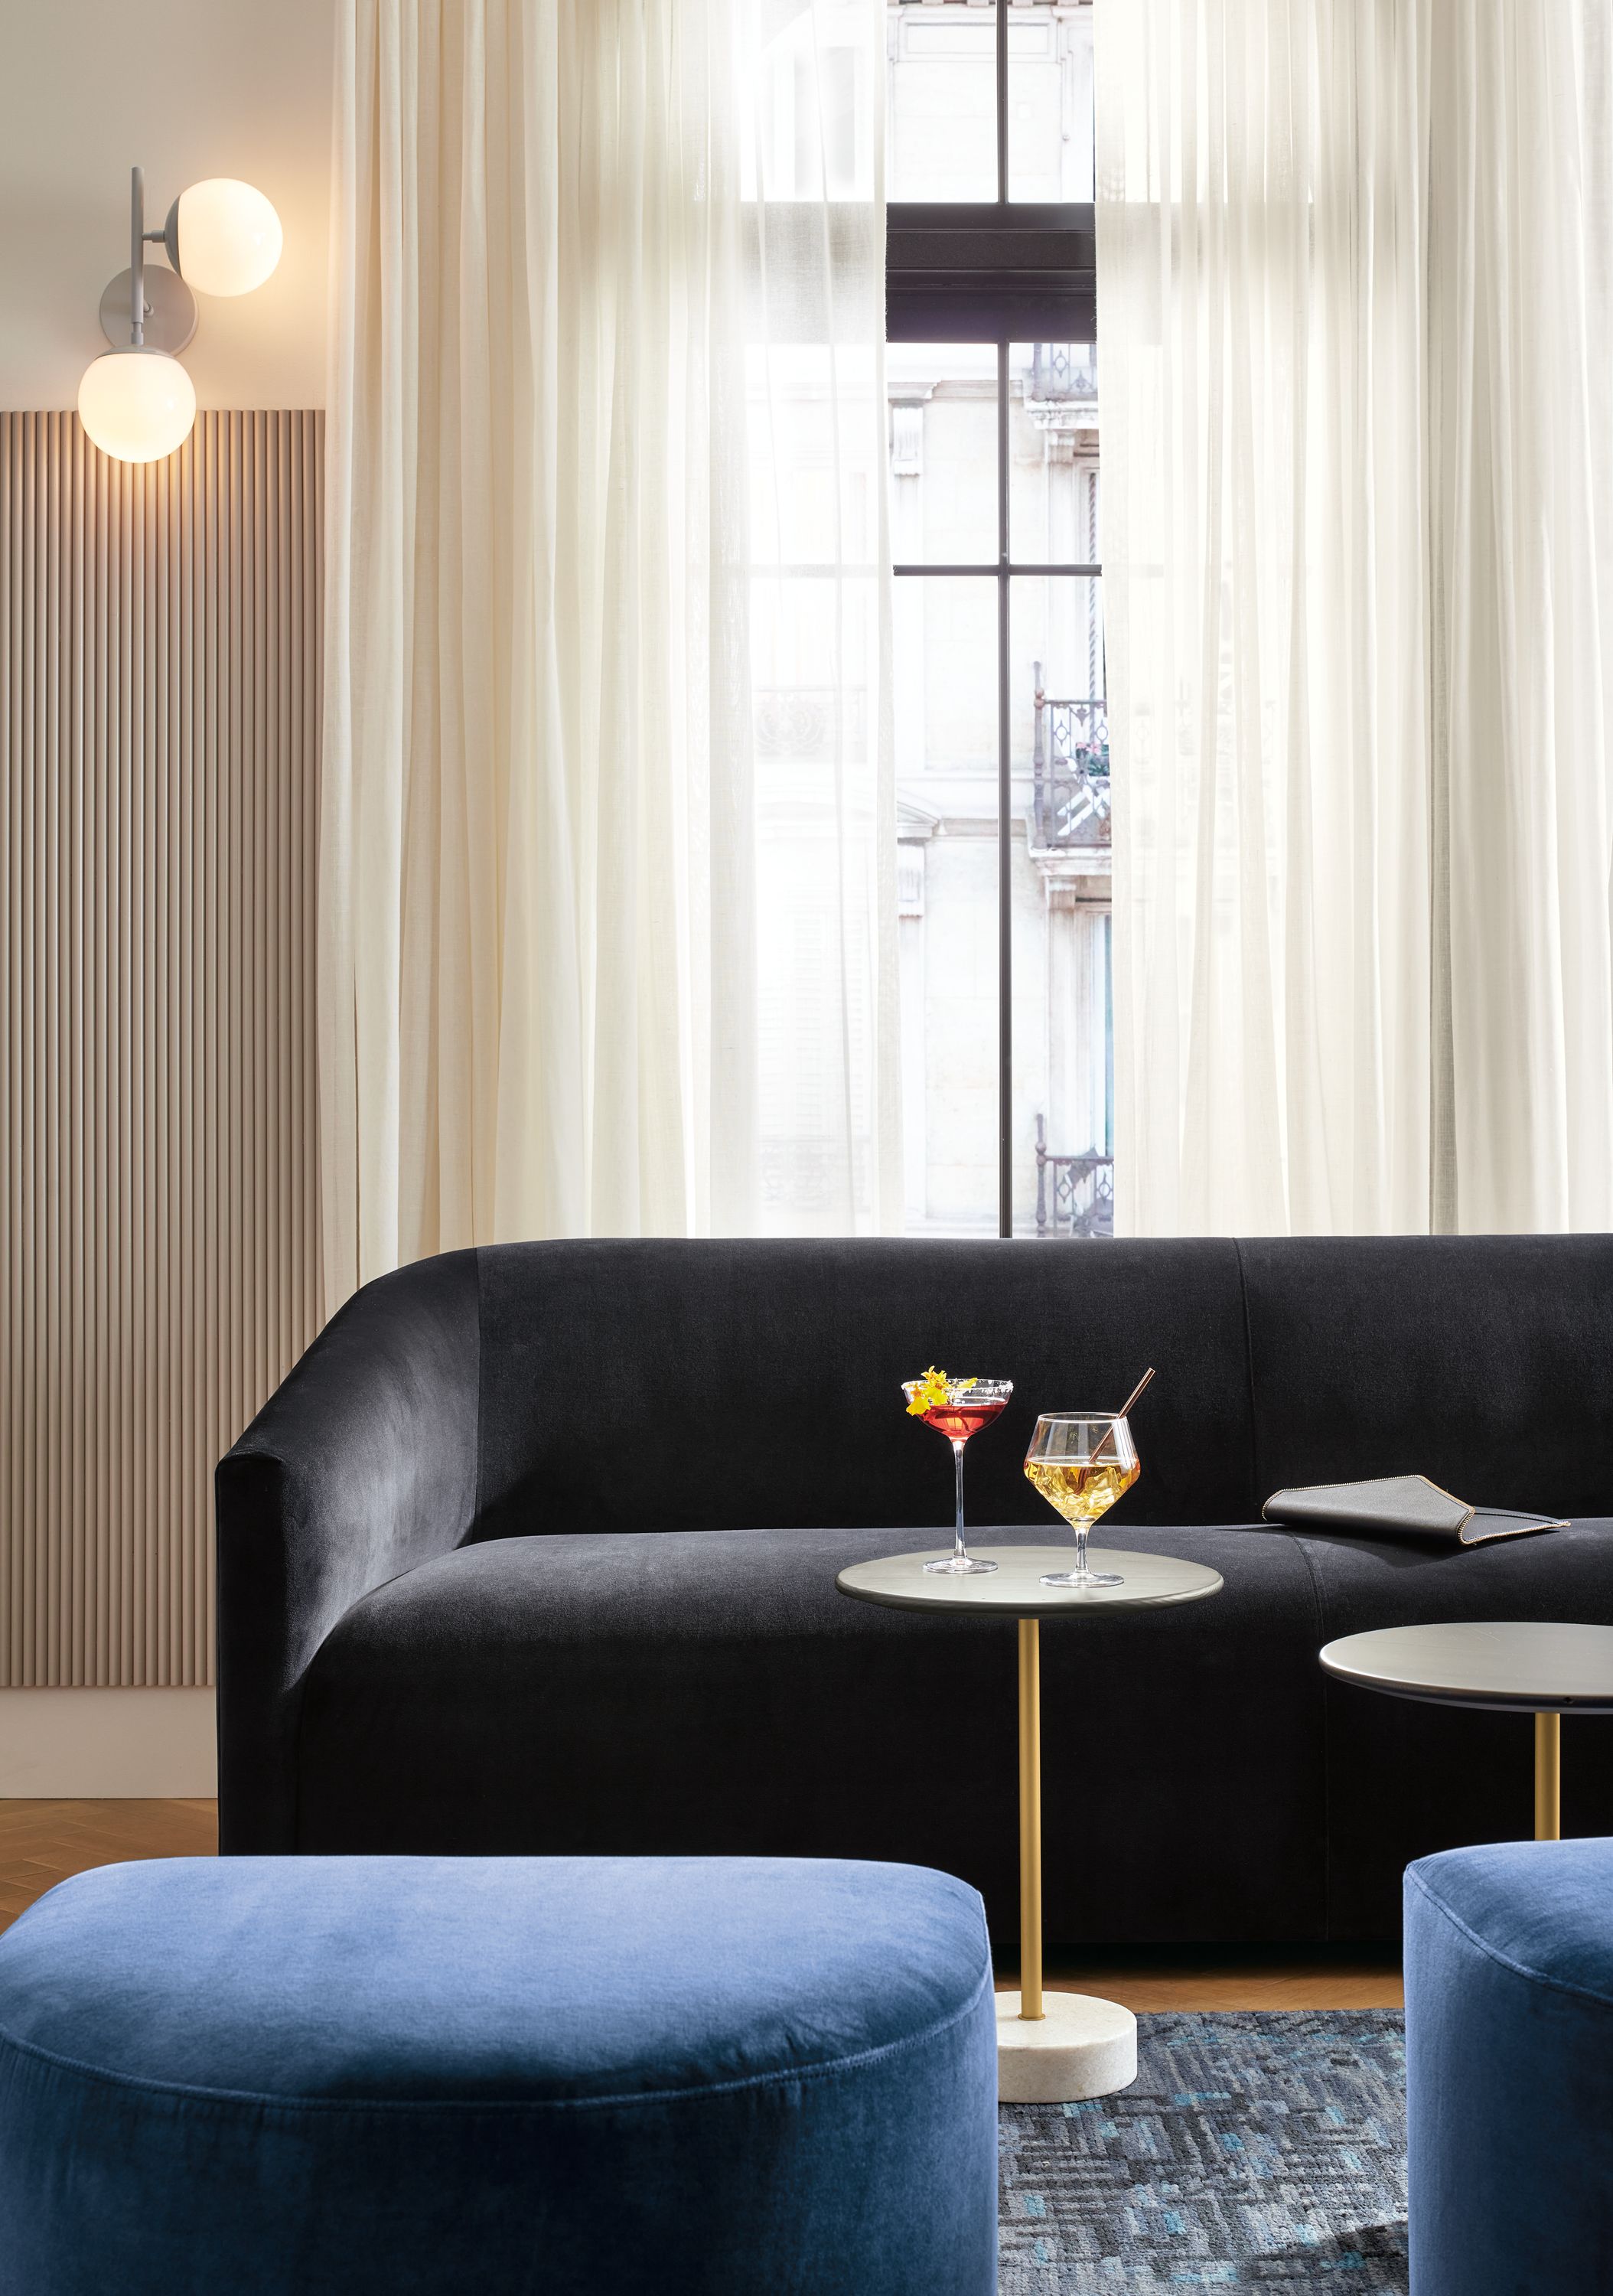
[216, 1249, 481, 1851]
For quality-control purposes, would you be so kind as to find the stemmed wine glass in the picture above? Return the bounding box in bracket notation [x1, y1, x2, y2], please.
[902, 1373, 1014, 1575]
[1023, 1412, 1139, 1588]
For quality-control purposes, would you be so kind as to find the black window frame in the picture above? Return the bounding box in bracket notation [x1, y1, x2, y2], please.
[885, 2, 1098, 1240]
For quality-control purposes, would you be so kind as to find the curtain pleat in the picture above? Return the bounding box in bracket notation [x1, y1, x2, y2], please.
[1426, 0, 1613, 1229]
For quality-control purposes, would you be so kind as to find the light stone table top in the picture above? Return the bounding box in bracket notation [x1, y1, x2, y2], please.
[1319, 1622, 1613, 1713]
[836, 1546, 1224, 1619]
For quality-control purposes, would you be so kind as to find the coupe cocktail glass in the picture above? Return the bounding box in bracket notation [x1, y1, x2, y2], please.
[1023, 1413, 1139, 1588]
[902, 1375, 1013, 1575]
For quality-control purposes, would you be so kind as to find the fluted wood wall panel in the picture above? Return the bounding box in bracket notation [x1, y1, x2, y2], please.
[1, 410, 322, 1686]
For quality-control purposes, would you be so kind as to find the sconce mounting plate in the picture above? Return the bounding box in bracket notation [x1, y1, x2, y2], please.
[99, 265, 197, 354]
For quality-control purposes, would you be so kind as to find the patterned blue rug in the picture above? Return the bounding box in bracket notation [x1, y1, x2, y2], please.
[999, 2011, 1407, 2291]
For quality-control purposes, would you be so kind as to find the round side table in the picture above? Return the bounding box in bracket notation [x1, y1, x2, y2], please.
[836, 1543, 1223, 2103]
[1319, 1621, 1613, 1841]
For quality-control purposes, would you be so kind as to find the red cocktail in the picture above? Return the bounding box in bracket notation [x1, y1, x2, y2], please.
[920, 1397, 1009, 1444]
[901, 1371, 1014, 1575]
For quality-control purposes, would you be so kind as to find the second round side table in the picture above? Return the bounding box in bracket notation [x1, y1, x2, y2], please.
[1319, 1620, 1613, 1841]
[837, 1542, 1223, 2103]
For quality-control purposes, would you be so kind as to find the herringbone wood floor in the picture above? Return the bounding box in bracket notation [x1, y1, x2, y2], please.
[0, 1799, 218, 1932]
[0, 1799, 1402, 2007]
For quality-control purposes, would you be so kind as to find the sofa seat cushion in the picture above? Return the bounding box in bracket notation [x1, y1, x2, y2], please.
[297, 1520, 1613, 1942]
[0, 1853, 997, 2296]
[297, 1524, 1328, 1940]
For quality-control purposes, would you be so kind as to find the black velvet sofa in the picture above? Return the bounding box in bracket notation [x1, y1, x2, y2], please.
[217, 1235, 1613, 1942]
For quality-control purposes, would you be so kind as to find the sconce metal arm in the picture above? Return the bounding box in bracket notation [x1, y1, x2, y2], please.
[101, 164, 197, 356]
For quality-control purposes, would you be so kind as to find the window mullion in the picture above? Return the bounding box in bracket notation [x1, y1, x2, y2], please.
[997, 338, 1012, 1241]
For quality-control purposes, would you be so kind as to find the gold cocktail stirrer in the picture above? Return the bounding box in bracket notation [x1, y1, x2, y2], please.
[1097, 1368, 1161, 1460]
[1115, 1366, 1156, 1421]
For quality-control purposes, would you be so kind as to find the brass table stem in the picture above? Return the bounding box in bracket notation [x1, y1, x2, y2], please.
[1535, 1711, 1561, 1841]
[1018, 1616, 1044, 2020]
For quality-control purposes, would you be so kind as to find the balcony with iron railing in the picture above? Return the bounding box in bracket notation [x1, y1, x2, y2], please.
[1028, 342, 1099, 403]
[1034, 1114, 1113, 1238]
[1031, 664, 1109, 852]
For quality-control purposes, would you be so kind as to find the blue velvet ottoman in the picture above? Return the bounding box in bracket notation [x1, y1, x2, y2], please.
[0, 1854, 997, 2296]
[1405, 1838, 1613, 2294]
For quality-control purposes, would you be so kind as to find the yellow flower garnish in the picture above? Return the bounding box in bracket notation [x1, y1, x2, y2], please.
[904, 1367, 976, 1415]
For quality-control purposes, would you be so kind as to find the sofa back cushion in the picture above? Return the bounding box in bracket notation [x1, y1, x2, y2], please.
[1240, 1234, 1613, 1520]
[471, 1238, 1258, 1537]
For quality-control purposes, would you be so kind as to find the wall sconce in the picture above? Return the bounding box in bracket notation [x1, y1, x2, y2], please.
[77, 167, 282, 465]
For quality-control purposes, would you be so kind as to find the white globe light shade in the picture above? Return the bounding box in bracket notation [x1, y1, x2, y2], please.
[174, 178, 283, 298]
[77, 347, 197, 464]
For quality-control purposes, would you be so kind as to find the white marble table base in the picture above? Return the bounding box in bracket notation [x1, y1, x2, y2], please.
[836, 1544, 1224, 2102]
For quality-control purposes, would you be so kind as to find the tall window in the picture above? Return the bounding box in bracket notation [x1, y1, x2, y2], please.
[888, 1, 1105, 1241]
[743, 1, 1101, 1241]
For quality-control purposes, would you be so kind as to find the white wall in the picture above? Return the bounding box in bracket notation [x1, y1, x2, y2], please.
[0, 0, 335, 409]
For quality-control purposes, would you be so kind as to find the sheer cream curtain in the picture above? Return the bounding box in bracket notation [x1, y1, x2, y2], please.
[1096, 0, 1613, 1237]
[1426, 1, 1613, 1230]
[742, 0, 901, 1238]
[321, 0, 897, 1306]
